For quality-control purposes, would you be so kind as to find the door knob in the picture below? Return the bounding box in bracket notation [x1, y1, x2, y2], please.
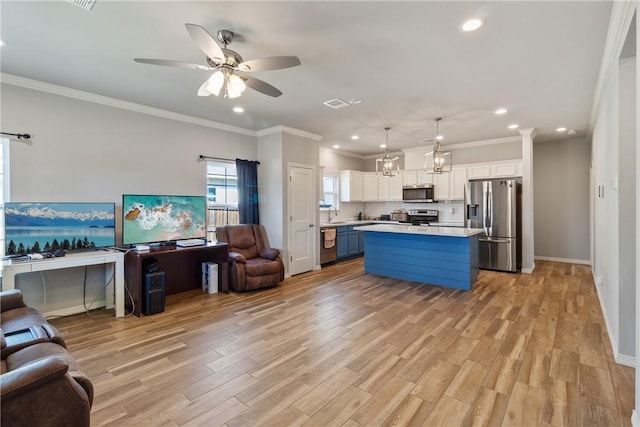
[309, 224, 315, 227]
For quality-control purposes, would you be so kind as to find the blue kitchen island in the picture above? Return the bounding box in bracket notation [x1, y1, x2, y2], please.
[353, 224, 483, 291]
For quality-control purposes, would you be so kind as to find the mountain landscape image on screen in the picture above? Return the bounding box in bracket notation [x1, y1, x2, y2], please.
[4, 202, 116, 254]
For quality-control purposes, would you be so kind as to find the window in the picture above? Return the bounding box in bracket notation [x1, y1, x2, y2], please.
[206, 161, 239, 228]
[320, 175, 338, 209]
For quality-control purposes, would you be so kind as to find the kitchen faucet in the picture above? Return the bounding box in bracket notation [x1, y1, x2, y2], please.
[328, 206, 338, 223]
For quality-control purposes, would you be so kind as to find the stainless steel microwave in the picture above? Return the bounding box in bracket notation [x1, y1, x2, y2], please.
[402, 184, 435, 202]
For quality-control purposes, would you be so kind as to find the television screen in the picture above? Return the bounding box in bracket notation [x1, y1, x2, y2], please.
[4, 202, 116, 255]
[122, 195, 206, 246]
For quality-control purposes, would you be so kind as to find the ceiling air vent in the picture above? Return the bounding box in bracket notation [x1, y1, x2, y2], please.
[323, 98, 350, 110]
[66, 0, 96, 11]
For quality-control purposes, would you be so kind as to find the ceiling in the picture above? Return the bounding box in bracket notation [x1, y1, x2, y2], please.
[0, 1, 612, 155]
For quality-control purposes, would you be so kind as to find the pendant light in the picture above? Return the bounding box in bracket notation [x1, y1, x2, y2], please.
[376, 127, 400, 177]
[424, 118, 452, 173]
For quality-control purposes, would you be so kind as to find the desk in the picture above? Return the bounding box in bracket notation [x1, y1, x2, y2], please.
[124, 242, 229, 317]
[2, 251, 125, 317]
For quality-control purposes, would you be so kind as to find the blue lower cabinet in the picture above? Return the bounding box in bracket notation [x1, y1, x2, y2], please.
[336, 227, 348, 259]
[336, 224, 371, 260]
[348, 231, 359, 256]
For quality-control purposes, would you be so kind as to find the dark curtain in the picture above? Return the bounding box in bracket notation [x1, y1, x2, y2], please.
[236, 158, 260, 224]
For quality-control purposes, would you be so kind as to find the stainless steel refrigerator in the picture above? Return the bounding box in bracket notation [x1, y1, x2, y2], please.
[465, 179, 522, 272]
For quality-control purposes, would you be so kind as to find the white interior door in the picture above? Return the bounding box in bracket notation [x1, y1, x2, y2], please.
[288, 164, 315, 275]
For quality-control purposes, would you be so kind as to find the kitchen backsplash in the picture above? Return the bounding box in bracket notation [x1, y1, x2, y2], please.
[330, 200, 465, 223]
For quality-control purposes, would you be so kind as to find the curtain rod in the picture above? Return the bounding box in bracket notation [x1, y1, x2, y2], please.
[198, 154, 234, 162]
[1, 131, 31, 141]
[198, 155, 260, 165]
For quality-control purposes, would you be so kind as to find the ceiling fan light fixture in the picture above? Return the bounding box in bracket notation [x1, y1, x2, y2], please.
[225, 73, 246, 99]
[206, 70, 225, 96]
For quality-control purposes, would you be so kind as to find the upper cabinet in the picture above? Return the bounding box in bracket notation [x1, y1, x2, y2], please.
[363, 172, 378, 201]
[339, 170, 364, 202]
[338, 160, 521, 203]
[450, 167, 468, 200]
[467, 161, 522, 180]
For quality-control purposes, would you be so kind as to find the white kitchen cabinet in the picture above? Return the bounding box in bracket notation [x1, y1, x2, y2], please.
[377, 175, 390, 200]
[433, 173, 450, 200]
[390, 173, 403, 200]
[403, 170, 418, 186]
[450, 167, 467, 200]
[404, 169, 433, 186]
[492, 162, 522, 177]
[466, 161, 522, 180]
[363, 172, 378, 201]
[339, 170, 364, 202]
[467, 164, 492, 180]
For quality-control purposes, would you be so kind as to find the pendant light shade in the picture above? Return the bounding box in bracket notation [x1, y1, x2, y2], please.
[424, 118, 452, 173]
[376, 127, 400, 177]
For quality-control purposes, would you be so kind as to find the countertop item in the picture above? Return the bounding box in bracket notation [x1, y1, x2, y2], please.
[353, 223, 483, 237]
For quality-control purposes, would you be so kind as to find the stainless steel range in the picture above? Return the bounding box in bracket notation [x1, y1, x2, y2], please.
[401, 209, 439, 225]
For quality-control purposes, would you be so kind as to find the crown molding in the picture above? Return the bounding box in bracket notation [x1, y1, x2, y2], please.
[257, 125, 323, 141]
[0, 73, 257, 137]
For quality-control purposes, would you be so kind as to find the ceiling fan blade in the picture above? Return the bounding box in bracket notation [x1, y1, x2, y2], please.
[197, 79, 212, 96]
[238, 56, 301, 72]
[185, 23, 225, 62]
[242, 75, 283, 97]
[134, 58, 209, 70]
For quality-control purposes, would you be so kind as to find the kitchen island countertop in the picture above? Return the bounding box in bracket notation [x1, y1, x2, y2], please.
[354, 223, 483, 238]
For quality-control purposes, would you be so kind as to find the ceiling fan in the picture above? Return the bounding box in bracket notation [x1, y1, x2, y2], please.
[134, 23, 301, 98]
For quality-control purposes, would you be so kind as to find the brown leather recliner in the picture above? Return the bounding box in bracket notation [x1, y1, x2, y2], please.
[215, 224, 284, 292]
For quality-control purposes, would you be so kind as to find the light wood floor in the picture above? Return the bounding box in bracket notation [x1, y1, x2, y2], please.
[50, 259, 635, 427]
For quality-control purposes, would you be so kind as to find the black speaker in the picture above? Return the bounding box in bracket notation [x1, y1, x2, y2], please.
[144, 271, 165, 315]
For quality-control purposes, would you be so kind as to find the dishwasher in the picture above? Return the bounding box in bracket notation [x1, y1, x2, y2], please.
[320, 227, 337, 264]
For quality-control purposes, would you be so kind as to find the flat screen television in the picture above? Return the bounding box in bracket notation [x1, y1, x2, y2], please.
[4, 202, 116, 255]
[122, 194, 206, 246]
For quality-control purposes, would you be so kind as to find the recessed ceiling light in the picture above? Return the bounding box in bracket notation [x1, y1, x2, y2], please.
[461, 18, 484, 32]
[495, 108, 507, 115]
[333, 145, 340, 149]
[233, 106, 244, 113]
[348, 98, 364, 105]
[380, 144, 387, 148]
[351, 135, 359, 140]
[508, 124, 519, 129]
[556, 127, 567, 132]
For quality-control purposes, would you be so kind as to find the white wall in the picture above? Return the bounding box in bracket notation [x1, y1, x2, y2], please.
[1, 83, 257, 313]
[533, 138, 591, 262]
[590, 2, 637, 378]
[320, 148, 365, 175]
[619, 56, 637, 357]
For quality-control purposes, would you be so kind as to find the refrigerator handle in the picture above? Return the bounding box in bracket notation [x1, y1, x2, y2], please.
[488, 188, 493, 231]
[484, 187, 490, 234]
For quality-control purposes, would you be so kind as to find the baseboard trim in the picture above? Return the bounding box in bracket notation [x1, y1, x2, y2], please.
[615, 353, 637, 368]
[521, 262, 535, 274]
[534, 256, 591, 265]
[591, 271, 636, 368]
[632, 410, 639, 427]
[43, 301, 105, 319]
